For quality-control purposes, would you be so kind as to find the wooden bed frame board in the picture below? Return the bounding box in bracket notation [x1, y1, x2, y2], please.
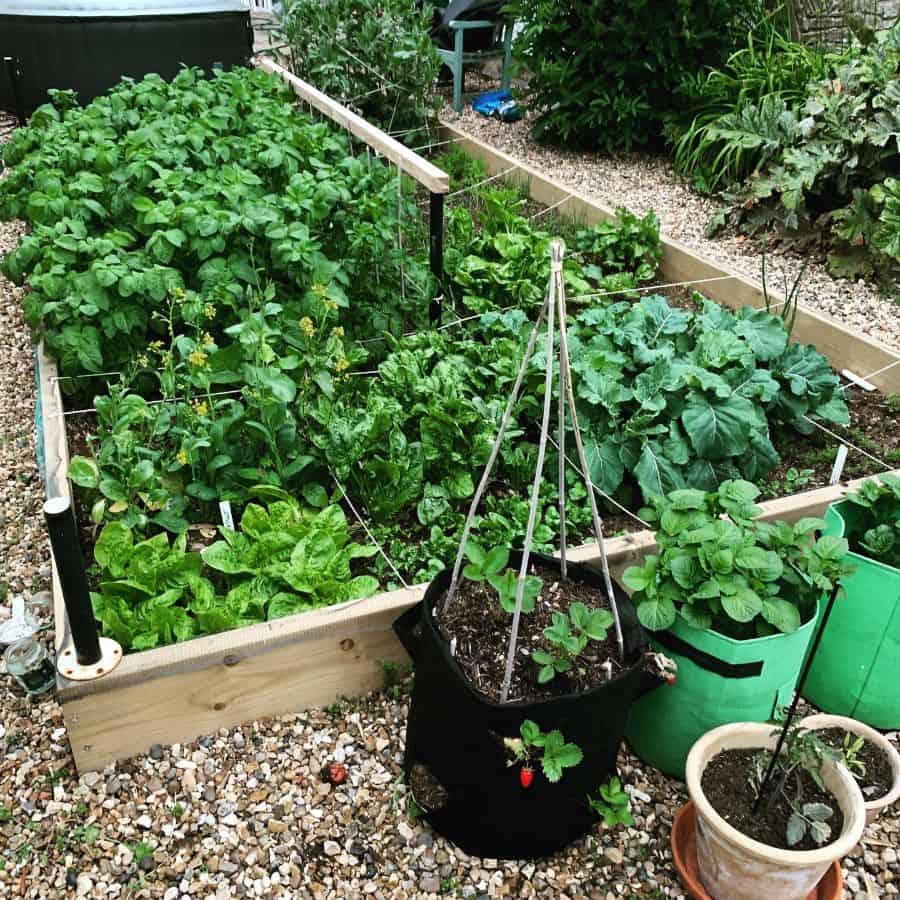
[257, 58, 450, 195]
[41, 317, 894, 770]
[438, 122, 900, 395]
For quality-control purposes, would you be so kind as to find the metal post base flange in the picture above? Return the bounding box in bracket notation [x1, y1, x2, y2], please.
[57, 637, 123, 682]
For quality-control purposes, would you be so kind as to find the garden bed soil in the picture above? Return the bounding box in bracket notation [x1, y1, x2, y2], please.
[437, 561, 622, 704]
[700, 747, 846, 852]
[818, 726, 894, 802]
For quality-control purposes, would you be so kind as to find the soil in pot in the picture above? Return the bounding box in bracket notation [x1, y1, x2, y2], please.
[439, 561, 622, 703]
[701, 748, 845, 851]
[817, 727, 894, 802]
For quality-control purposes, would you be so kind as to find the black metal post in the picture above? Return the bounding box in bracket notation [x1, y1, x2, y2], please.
[752, 581, 842, 813]
[429, 191, 444, 324]
[43, 497, 102, 666]
[4, 57, 25, 127]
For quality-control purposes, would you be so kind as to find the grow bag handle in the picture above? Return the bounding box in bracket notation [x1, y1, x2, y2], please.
[651, 629, 764, 679]
[394, 602, 424, 663]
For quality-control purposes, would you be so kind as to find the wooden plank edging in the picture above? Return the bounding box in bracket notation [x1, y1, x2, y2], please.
[257, 57, 450, 194]
[438, 121, 900, 394]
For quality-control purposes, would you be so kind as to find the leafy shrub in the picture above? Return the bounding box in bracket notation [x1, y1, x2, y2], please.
[622, 480, 854, 638]
[671, 8, 839, 191]
[508, 0, 747, 151]
[694, 23, 900, 279]
[276, 0, 440, 136]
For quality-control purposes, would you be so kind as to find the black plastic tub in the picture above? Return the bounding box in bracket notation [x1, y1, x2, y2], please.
[0, 1, 253, 116]
[394, 550, 665, 859]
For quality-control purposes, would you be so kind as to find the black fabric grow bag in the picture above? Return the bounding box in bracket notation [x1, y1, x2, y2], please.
[0, 11, 253, 115]
[394, 550, 663, 859]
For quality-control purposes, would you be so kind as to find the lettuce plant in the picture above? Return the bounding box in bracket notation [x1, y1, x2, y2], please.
[622, 480, 855, 639]
[91, 495, 379, 650]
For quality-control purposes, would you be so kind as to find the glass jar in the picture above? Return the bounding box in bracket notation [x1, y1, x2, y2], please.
[4, 638, 55, 696]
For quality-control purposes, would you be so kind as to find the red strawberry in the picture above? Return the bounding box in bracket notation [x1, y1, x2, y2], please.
[323, 762, 347, 785]
[520, 766, 534, 789]
[666, 674, 676, 686]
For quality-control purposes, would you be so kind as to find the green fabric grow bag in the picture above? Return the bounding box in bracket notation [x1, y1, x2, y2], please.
[802, 500, 900, 729]
[625, 603, 820, 779]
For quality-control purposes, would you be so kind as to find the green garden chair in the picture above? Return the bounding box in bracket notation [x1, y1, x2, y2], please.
[436, 17, 514, 113]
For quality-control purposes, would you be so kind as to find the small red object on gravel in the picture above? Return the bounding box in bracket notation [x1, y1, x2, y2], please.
[322, 762, 347, 785]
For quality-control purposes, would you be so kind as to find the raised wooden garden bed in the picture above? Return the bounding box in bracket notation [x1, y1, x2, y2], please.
[39, 335, 898, 771]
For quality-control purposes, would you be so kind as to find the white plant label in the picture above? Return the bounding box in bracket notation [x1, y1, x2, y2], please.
[829, 445, 849, 485]
[219, 500, 235, 531]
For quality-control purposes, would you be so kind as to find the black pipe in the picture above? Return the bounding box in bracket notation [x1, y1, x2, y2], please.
[429, 191, 445, 324]
[752, 581, 841, 813]
[43, 497, 102, 666]
[4, 57, 25, 127]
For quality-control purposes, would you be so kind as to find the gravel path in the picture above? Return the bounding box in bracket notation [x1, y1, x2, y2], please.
[1, 109, 899, 900]
[447, 108, 900, 355]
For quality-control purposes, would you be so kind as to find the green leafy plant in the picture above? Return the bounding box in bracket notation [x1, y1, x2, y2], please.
[504, 719, 584, 784]
[90, 495, 379, 650]
[842, 473, 900, 567]
[462, 541, 542, 614]
[749, 720, 839, 847]
[588, 776, 634, 827]
[622, 480, 855, 639]
[532, 603, 614, 683]
[841, 732, 867, 780]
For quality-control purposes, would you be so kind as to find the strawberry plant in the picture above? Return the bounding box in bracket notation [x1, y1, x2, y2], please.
[532, 603, 614, 683]
[504, 719, 584, 784]
[462, 542, 542, 614]
[588, 776, 634, 827]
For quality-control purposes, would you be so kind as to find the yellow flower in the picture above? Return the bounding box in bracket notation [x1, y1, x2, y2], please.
[334, 356, 349, 372]
[201, 332, 214, 347]
[137, 354, 149, 368]
[149, 340, 164, 350]
[176, 450, 188, 466]
[324, 299, 338, 311]
[331, 326, 345, 338]
[172, 287, 186, 301]
[311, 283, 328, 298]
[188, 349, 208, 368]
[299, 317, 315, 337]
[193, 400, 209, 416]
[204, 303, 216, 319]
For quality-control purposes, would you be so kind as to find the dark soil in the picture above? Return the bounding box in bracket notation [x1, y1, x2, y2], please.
[818, 727, 895, 802]
[437, 561, 623, 704]
[766, 388, 900, 497]
[701, 748, 846, 852]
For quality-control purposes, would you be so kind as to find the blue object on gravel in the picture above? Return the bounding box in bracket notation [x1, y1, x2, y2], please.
[472, 89, 521, 122]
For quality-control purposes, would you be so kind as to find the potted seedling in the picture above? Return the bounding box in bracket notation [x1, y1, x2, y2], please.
[622, 480, 854, 778]
[801, 712, 900, 823]
[803, 472, 900, 729]
[681, 719, 866, 900]
[394, 242, 669, 859]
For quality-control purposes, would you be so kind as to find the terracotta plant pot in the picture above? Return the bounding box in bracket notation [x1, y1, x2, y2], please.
[671, 802, 843, 900]
[685, 722, 866, 900]
[801, 712, 900, 823]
